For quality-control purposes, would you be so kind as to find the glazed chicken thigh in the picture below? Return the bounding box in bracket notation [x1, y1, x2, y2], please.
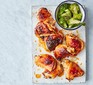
[37, 8, 51, 22]
[35, 22, 53, 37]
[63, 59, 84, 81]
[54, 45, 71, 61]
[35, 54, 64, 78]
[39, 33, 63, 51]
[35, 54, 57, 71]
[43, 62, 64, 79]
[66, 33, 84, 56]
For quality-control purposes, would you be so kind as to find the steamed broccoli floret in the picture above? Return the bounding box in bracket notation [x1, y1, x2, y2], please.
[70, 3, 80, 14]
[63, 23, 68, 28]
[68, 18, 80, 25]
[68, 24, 79, 28]
[73, 13, 82, 20]
[59, 18, 68, 28]
[68, 22, 86, 28]
[62, 9, 72, 19]
[59, 3, 70, 14]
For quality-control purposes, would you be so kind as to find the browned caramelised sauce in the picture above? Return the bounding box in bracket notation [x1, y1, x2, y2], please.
[35, 74, 41, 78]
[59, 30, 63, 34]
[38, 8, 51, 21]
[34, 40, 36, 42]
[39, 49, 42, 52]
[58, 72, 64, 77]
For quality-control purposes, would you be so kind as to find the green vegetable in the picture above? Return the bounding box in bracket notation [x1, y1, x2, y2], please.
[78, 22, 86, 26]
[57, 2, 84, 28]
[59, 3, 70, 14]
[59, 18, 68, 28]
[68, 18, 80, 25]
[63, 23, 68, 28]
[70, 3, 80, 14]
[62, 9, 72, 19]
[68, 24, 79, 28]
[69, 22, 86, 28]
[73, 13, 82, 20]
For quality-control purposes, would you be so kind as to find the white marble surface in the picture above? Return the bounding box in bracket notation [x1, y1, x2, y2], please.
[0, 0, 92, 85]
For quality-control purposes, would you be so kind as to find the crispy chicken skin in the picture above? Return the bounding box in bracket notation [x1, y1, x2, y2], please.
[35, 54, 64, 79]
[66, 33, 84, 56]
[35, 22, 58, 37]
[39, 33, 63, 51]
[43, 62, 64, 79]
[45, 34, 63, 51]
[35, 54, 57, 71]
[37, 8, 57, 32]
[43, 17, 58, 32]
[63, 59, 84, 81]
[37, 8, 51, 22]
[54, 45, 71, 61]
[35, 22, 52, 37]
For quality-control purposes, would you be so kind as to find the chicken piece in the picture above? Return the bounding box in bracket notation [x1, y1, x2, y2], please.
[35, 22, 52, 37]
[63, 59, 84, 81]
[35, 8, 64, 51]
[54, 45, 71, 61]
[39, 33, 64, 51]
[36, 8, 58, 35]
[66, 33, 84, 56]
[43, 62, 64, 79]
[37, 8, 51, 22]
[35, 54, 57, 71]
[35, 21, 58, 37]
[43, 17, 58, 32]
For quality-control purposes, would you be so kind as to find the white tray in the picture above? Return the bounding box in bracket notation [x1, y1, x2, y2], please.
[32, 5, 86, 84]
